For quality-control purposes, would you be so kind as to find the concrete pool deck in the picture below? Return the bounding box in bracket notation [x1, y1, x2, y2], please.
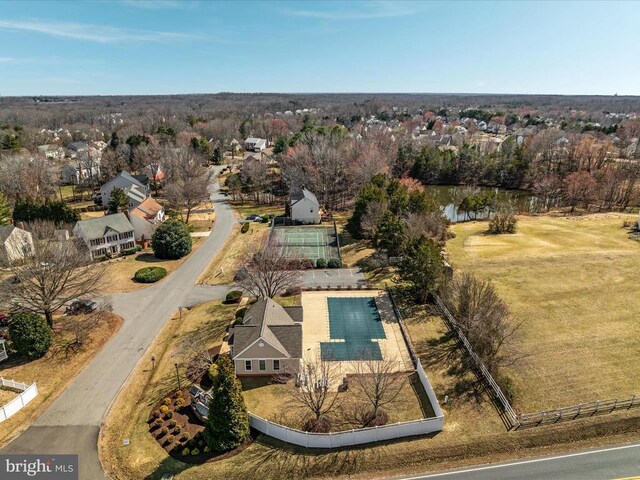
[300, 290, 413, 380]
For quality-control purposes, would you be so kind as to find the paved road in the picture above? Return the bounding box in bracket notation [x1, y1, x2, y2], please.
[396, 442, 640, 480]
[2, 166, 235, 479]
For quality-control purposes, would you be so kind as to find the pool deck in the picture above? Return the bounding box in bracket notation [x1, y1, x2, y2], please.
[301, 290, 413, 381]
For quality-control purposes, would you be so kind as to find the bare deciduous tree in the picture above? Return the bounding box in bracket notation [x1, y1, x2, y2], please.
[236, 242, 301, 298]
[1, 221, 106, 327]
[276, 353, 342, 432]
[164, 148, 213, 223]
[441, 272, 520, 373]
[345, 354, 409, 427]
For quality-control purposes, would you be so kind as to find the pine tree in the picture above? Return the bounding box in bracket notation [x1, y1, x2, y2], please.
[205, 355, 250, 452]
[212, 146, 223, 165]
[398, 236, 443, 304]
[108, 187, 129, 213]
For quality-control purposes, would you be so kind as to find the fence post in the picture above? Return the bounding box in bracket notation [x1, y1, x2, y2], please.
[574, 404, 582, 418]
[592, 400, 600, 416]
[629, 395, 636, 410]
[612, 398, 618, 412]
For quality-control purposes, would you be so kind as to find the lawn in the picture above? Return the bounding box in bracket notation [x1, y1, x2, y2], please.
[198, 223, 270, 286]
[101, 241, 202, 294]
[241, 373, 428, 432]
[0, 311, 122, 447]
[230, 201, 284, 220]
[446, 213, 640, 412]
[0, 388, 17, 405]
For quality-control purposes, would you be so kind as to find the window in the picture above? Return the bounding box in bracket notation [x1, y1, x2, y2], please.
[245, 360, 252, 371]
[273, 360, 280, 371]
[259, 360, 266, 371]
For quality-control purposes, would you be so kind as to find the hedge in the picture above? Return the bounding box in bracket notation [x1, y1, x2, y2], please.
[327, 258, 342, 268]
[315, 258, 327, 268]
[134, 266, 168, 283]
[225, 290, 243, 304]
[9, 313, 52, 358]
[240, 222, 250, 233]
[121, 246, 138, 256]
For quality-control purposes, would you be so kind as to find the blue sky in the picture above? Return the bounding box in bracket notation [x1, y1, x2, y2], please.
[0, 0, 638, 96]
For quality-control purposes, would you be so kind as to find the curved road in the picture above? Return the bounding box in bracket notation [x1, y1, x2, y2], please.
[3, 166, 235, 479]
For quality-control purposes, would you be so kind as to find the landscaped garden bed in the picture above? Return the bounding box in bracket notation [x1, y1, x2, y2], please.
[147, 387, 253, 464]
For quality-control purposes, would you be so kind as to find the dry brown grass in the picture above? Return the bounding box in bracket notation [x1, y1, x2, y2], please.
[0, 388, 17, 405]
[0, 312, 122, 447]
[447, 213, 640, 412]
[101, 240, 202, 294]
[198, 223, 270, 286]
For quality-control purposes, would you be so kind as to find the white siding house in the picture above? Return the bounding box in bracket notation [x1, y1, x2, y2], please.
[128, 197, 165, 241]
[73, 213, 136, 260]
[100, 171, 149, 208]
[244, 137, 267, 152]
[290, 188, 321, 224]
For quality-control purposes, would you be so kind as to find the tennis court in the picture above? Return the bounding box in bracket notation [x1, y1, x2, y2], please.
[270, 225, 340, 261]
[321, 297, 386, 361]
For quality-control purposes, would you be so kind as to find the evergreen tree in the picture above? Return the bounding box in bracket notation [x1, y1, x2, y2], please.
[398, 236, 443, 303]
[375, 211, 407, 257]
[108, 187, 129, 213]
[109, 131, 120, 149]
[205, 355, 250, 452]
[212, 146, 223, 165]
[151, 219, 192, 259]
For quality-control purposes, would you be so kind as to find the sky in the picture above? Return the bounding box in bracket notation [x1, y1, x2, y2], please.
[0, 0, 638, 96]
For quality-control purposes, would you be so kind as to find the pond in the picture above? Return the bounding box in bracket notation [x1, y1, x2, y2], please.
[424, 185, 535, 223]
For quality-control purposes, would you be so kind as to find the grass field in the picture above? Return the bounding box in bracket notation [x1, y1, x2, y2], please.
[0, 312, 122, 447]
[447, 213, 640, 412]
[198, 223, 270, 286]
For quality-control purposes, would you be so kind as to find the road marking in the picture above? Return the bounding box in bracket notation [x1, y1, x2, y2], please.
[399, 443, 640, 479]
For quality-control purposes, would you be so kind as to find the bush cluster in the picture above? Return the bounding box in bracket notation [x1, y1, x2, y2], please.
[9, 312, 52, 358]
[152, 219, 192, 259]
[240, 222, 250, 233]
[134, 267, 168, 283]
[225, 290, 243, 304]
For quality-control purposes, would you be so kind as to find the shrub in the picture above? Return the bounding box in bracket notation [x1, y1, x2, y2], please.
[151, 410, 160, 419]
[240, 222, 250, 233]
[306, 258, 316, 268]
[181, 448, 190, 456]
[181, 432, 190, 442]
[488, 208, 517, 234]
[168, 420, 177, 428]
[225, 290, 243, 304]
[315, 258, 327, 268]
[159, 405, 169, 415]
[191, 448, 200, 456]
[173, 426, 181, 435]
[152, 219, 192, 259]
[162, 397, 172, 406]
[164, 411, 173, 420]
[234, 306, 248, 319]
[327, 258, 342, 268]
[9, 313, 52, 358]
[136, 244, 143, 251]
[174, 389, 183, 398]
[175, 398, 185, 408]
[134, 267, 167, 283]
[163, 438, 173, 447]
[121, 246, 138, 256]
[204, 446, 211, 453]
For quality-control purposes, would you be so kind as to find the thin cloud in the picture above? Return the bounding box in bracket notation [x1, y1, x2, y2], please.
[283, 1, 427, 20]
[0, 57, 16, 63]
[0, 19, 202, 44]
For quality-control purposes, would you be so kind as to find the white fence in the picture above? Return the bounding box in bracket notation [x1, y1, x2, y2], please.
[249, 413, 444, 449]
[0, 377, 38, 423]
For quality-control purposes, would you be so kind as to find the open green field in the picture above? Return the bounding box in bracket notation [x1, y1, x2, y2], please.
[447, 213, 640, 412]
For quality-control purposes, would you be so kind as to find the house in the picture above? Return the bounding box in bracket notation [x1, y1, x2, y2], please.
[244, 137, 267, 152]
[0, 225, 34, 264]
[73, 213, 136, 260]
[100, 171, 149, 208]
[61, 158, 101, 185]
[128, 197, 165, 241]
[66, 141, 89, 159]
[229, 297, 303, 376]
[289, 187, 321, 224]
[142, 164, 165, 182]
[37, 144, 65, 160]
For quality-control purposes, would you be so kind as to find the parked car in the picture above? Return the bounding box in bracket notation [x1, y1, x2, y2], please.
[245, 214, 263, 222]
[66, 299, 98, 315]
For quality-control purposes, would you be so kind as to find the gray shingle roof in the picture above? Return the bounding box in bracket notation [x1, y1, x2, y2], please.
[231, 298, 302, 359]
[0, 225, 17, 243]
[290, 187, 319, 206]
[74, 213, 134, 241]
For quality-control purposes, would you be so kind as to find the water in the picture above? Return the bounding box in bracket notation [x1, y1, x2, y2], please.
[424, 185, 534, 223]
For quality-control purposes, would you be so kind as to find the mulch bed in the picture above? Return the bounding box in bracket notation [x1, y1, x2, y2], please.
[147, 387, 255, 464]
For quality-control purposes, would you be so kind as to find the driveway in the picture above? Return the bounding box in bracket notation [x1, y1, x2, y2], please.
[303, 268, 366, 289]
[2, 166, 235, 479]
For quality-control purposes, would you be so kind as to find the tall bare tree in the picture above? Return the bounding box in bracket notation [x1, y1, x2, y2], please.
[164, 148, 213, 223]
[1, 221, 106, 327]
[236, 242, 301, 298]
[277, 353, 342, 432]
[346, 355, 408, 427]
